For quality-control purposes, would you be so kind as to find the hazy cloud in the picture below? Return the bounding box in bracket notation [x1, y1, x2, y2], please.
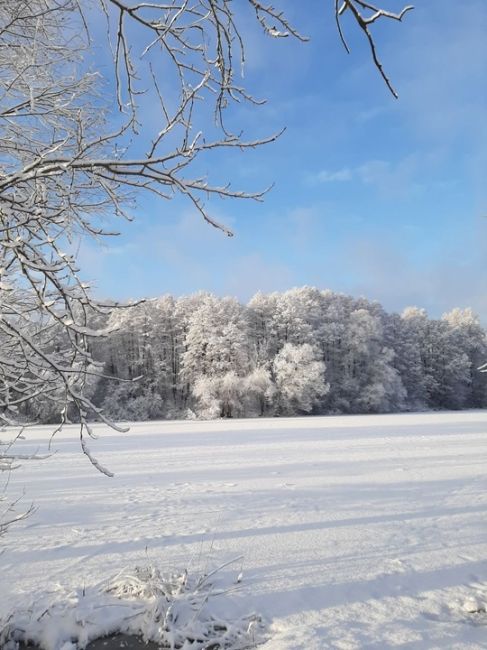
[357, 156, 422, 198]
[309, 155, 425, 198]
[315, 168, 353, 183]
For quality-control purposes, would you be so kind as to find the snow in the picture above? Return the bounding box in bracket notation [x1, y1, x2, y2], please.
[1, 411, 487, 649]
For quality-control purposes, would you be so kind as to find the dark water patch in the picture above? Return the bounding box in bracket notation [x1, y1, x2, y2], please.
[18, 636, 165, 650]
[87, 635, 164, 649]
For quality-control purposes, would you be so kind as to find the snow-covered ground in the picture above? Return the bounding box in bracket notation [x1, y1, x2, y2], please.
[1, 412, 487, 649]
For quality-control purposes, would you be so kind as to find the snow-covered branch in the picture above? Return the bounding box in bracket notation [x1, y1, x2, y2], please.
[336, 0, 414, 97]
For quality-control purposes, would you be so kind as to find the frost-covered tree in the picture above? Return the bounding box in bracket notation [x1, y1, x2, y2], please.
[397, 306, 482, 410]
[245, 367, 276, 417]
[339, 309, 405, 413]
[248, 292, 282, 365]
[315, 291, 354, 411]
[97, 299, 179, 420]
[442, 308, 487, 408]
[273, 343, 329, 415]
[427, 319, 471, 410]
[384, 311, 426, 409]
[182, 296, 250, 380]
[182, 295, 251, 416]
[193, 372, 247, 419]
[399, 307, 436, 406]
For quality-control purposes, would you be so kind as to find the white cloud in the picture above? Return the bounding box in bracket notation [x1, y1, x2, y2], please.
[316, 168, 352, 183]
[310, 154, 427, 198]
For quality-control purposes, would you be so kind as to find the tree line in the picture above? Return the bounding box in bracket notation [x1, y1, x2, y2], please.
[21, 288, 487, 423]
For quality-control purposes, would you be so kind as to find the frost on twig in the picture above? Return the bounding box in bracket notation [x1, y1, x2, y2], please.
[335, 1, 414, 97]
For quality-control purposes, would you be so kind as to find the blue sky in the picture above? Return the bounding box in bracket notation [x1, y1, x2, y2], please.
[80, 0, 487, 320]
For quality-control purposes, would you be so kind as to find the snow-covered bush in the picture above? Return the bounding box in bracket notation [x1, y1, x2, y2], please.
[1, 563, 265, 650]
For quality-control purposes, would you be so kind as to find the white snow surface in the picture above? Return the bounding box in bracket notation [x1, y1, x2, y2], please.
[1, 411, 487, 649]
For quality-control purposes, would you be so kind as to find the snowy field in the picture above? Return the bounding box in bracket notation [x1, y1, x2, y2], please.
[1, 412, 487, 649]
